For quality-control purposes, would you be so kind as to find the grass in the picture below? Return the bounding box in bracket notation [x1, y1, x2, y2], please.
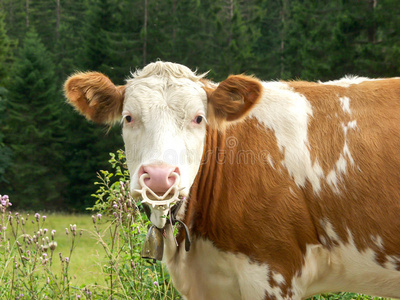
[7, 212, 109, 287]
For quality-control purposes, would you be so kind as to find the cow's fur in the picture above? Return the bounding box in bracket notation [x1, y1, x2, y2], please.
[65, 62, 400, 299]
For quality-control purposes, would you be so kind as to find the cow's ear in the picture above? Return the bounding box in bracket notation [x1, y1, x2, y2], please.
[206, 75, 262, 127]
[64, 72, 125, 124]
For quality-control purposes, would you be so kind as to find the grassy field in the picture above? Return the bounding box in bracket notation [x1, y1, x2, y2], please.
[8, 212, 110, 288]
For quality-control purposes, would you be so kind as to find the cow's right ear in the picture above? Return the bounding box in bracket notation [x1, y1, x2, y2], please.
[64, 72, 125, 124]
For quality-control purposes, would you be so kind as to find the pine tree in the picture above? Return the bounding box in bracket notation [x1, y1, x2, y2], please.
[0, 10, 12, 83]
[0, 87, 12, 185]
[5, 29, 67, 209]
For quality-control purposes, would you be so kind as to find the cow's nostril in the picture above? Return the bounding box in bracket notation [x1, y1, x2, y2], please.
[138, 164, 180, 193]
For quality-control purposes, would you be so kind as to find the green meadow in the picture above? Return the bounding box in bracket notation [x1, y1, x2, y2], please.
[7, 213, 109, 287]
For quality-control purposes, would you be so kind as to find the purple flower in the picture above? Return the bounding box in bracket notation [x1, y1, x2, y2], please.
[65, 257, 69, 263]
[2, 195, 8, 200]
[113, 204, 118, 209]
[1, 200, 5, 206]
[153, 281, 159, 287]
[96, 213, 102, 220]
[44, 228, 48, 234]
[42, 215, 47, 221]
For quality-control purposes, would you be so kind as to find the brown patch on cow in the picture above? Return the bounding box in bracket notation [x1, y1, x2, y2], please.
[205, 75, 263, 129]
[64, 72, 125, 124]
[182, 117, 319, 286]
[290, 79, 400, 264]
[288, 81, 350, 175]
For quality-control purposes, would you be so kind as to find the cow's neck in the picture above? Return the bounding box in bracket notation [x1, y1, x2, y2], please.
[180, 118, 318, 261]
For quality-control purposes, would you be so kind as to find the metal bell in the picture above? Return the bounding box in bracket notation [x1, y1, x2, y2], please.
[141, 225, 164, 261]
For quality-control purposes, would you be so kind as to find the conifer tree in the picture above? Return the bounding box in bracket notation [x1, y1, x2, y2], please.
[5, 29, 67, 209]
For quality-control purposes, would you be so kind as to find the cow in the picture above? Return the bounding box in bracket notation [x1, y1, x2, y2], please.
[64, 61, 400, 300]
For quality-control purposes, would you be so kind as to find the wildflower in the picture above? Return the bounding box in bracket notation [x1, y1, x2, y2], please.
[113, 203, 118, 209]
[91, 215, 96, 224]
[2, 195, 8, 200]
[65, 257, 69, 263]
[43, 253, 48, 259]
[65, 228, 69, 235]
[46, 277, 50, 285]
[113, 212, 118, 218]
[1, 200, 6, 206]
[44, 228, 48, 234]
[49, 241, 58, 250]
[153, 281, 159, 287]
[42, 215, 47, 221]
[77, 296, 81, 299]
[35, 213, 40, 221]
[97, 213, 102, 220]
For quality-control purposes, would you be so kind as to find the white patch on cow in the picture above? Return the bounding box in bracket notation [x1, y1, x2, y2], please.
[339, 96, 351, 114]
[326, 170, 339, 193]
[163, 229, 280, 300]
[335, 154, 347, 174]
[267, 154, 275, 169]
[292, 230, 400, 299]
[384, 255, 400, 271]
[289, 187, 297, 197]
[371, 235, 384, 250]
[272, 272, 286, 286]
[320, 76, 374, 88]
[347, 120, 357, 129]
[343, 142, 354, 166]
[320, 219, 341, 244]
[251, 82, 324, 193]
[324, 120, 358, 193]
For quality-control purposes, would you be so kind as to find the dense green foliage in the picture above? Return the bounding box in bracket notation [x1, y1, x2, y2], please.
[0, 0, 400, 210]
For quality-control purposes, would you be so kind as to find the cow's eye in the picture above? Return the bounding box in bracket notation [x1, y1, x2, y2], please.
[194, 116, 203, 124]
[123, 114, 134, 124]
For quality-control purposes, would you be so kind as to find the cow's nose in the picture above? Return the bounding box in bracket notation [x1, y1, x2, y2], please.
[138, 164, 180, 193]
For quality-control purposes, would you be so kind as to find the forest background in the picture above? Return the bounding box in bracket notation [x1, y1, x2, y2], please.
[0, 0, 399, 211]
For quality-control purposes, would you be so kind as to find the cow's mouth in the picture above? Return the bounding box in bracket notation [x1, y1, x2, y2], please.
[134, 172, 184, 209]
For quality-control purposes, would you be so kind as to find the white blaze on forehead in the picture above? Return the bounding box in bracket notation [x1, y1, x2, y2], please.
[251, 82, 323, 193]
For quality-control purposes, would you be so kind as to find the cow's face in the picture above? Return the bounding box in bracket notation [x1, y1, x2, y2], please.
[64, 62, 262, 228]
[122, 71, 207, 202]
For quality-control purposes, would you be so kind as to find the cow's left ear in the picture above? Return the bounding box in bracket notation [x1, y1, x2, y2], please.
[206, 75, 262, 127]
[64, 72, 125, 124]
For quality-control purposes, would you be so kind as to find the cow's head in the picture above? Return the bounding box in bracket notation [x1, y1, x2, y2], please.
[65, 62, 262, 228]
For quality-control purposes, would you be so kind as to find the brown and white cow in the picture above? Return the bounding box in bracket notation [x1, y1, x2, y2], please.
[64, 62, 400, 300]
